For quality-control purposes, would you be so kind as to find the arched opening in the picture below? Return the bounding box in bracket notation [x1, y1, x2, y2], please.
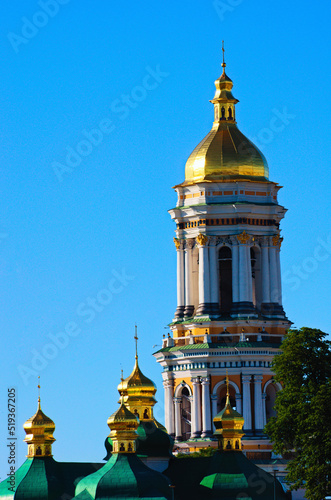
[180, 387, 191, 440]
[251, 247, 262, 310]
[228, 107, 232, 120]
[266, 383, 278, 421]
[217, 385, 236, 413]
[219, 246, 232, 314]
[221, 107, 226, 120]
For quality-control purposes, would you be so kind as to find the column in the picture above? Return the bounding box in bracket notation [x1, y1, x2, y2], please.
[197, 235, 211, 315]
[246, 245, 253, 304]
[163, 380, 174, 436]
[242, 375, 252, 432]
[235, 393, 242, 415]
[231, 242, 239, 304]
[254, 375, 264, 434]
[239, 244, 249, 302]
[209, 240, 220, 315]
[262, 393, 267, 428]
[175, 241, 185, 318]
[211, 394, 218, 431]
[276, 248, 282, 306]
[191, 378, 201, 438]
[184, 240, 194, 317]
[269, 245, 279, 304]
[261, 242, 271, 304]
[201, 377, 212, 438]
[174, 397, 182, 441]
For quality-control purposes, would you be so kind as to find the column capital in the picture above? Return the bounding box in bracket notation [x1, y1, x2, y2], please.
[242, 375, 252, 383]
[196, 233, 209, 247]
[173, 237, 184, 250]
[254, 375, 264, 383]
[210, 394, 218, 401]
[235, 393, 242, 400]
[200, 376, 210, 385]
[174, 397, 181, 404]
[237, 231, 251, 245]
[185, 238, 195, 250]
[262, 393, 267, 400]
[191, 377, 200, 385]
[163, 379, 174, 389]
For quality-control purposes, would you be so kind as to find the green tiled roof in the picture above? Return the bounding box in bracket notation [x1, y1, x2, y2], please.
[155, 341, 281, 354]
[164, 451, 288, 500]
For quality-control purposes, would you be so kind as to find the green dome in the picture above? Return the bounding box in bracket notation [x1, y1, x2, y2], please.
[0, 457, 62, 500]
[200, 451, 288, 500]
[74, 453, 171, 499]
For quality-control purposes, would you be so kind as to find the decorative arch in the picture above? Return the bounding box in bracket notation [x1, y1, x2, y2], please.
[263, 379, 282, 393]
[212, 379, 240, 395]
[174, 382, 192, 398]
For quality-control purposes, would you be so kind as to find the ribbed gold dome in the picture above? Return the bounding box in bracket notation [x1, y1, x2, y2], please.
[23, 398, 55, 457]
[107, 398, 139, 454]
[118, 358, 157, 396]
[184, 58, 269, 184]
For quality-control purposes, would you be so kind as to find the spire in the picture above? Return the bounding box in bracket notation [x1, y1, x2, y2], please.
[221, 40, 226, 73]
[134, 324, 138, 361]
[23, 391, 56, 458]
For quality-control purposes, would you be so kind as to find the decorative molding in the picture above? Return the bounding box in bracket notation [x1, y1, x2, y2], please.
[272, 234, 283, 247]
[173, 237, 181, 250]
[196, 233, 209, 246]
[237, 231, 250, 244]
[185, 238, 195, 250]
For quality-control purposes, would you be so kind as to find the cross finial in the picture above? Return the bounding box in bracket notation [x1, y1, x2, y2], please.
[226, 369, 229, 397]
[222, 40, 226, 69]
[121, 369, 124, 382]
[37, 376, 41, 408]
[134, 324, 138, 360]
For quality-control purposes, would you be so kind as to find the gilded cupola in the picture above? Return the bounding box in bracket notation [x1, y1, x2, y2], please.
[107, 395, 139, 454]
[213, 373, 245, 451]
[117, 327, 157, 421]
[184, 42, 269, 185]
[23, 396, 56, 458]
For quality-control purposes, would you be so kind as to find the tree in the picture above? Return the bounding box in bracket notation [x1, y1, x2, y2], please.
[265, 327, 331, 500]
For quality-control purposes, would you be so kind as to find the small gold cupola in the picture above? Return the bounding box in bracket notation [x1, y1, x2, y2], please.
[213, 372, 245, 451]
[107, 394, 139, 454]
[117, 327, 157, 421]
[210, 41, 239, 124]
[23, 385, 55, 458]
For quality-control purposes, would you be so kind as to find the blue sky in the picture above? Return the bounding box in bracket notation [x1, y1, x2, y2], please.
[0, 0, 330, 476]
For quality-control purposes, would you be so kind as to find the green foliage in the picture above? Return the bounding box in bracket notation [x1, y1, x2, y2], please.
[176, 446, 216, 458]
[265, 327, 331, 500]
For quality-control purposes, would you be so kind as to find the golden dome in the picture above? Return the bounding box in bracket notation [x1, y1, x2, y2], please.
[107, 397, 139, 454]
[118, 358, 157, 396]
[184, 51, 269, 185]
[23, 398, 55, 457]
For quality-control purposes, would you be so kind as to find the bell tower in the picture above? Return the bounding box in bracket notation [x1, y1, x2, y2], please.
[154, 46, 291, 457]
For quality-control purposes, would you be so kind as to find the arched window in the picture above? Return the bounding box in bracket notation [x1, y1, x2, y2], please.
[251, 247, 262, 310]
[266, 383, 278, 421]
[219, 246, 232, 314]
[181, 387, 191, 440]
[228, 107, 232, 119]
[221, 107, 226, 120]
[217, 385, 236, 412]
